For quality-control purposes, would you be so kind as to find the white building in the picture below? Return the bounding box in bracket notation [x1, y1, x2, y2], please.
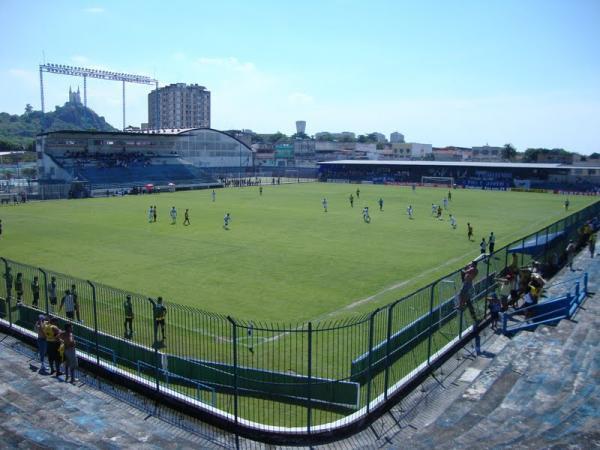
[148, 83, 211, 129]
[390, 143, 433, 159]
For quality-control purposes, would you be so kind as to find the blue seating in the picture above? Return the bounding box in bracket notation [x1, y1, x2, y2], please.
[73, 162, 216, 186]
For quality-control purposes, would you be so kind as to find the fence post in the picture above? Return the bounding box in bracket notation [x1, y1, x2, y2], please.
[427, 281, 437, 365]
[1, 257, 12, 328]
[147, 297, 159, 392]
[87, 281, 100, 366]
[307, 321, 312, 434]
[384, 302, 395, 400]
[39, 269, 49, 315]
[366, 308, 378, 414]
[227, 316, 239, 427]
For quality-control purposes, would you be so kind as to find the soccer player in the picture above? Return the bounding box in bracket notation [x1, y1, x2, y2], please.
[183, 209, 190, 226]
[259, 186, 263, 196]
[363, 206, 371, 223]
[322, 198, 328, 213]
[431, 203, 437, 216]
[378, 198, 384, 211]
[124, 295, 134, 337]
[212, 190, 216, 202]
[148, 206, 153, 223]
[0, 219, 2, 238]
[443, 197, 449, 210]
[153, 297, 167, 341]
[467, 223, 474, 241]
[450, 214, 457, 229]
[407, 205, 414, 219]
[564, 198, 570, 211]
[412, 184, 416, 193]
[437, 205, 443, 220]
[480, 237, 487, 254]
[448, 190, 452, 201]
[223, 212, 232, 230]
[349, 193, 354, 208]
[170, 206, 177, 225]
[356, 188, 360, 199]
[488, 231, 496, 253]
[153, 206, 157, 222]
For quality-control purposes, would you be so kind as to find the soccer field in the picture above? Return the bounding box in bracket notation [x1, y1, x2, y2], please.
[0, 183, 594, 322]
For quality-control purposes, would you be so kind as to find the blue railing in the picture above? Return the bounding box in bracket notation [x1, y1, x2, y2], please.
[502, 273, 588, 334]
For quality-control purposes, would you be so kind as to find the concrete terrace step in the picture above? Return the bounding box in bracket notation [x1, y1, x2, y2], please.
[376, 249, 600, 450]
[0, 336, 236, 449]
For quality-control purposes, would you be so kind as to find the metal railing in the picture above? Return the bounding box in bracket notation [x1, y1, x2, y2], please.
[0, 199, 598, 445]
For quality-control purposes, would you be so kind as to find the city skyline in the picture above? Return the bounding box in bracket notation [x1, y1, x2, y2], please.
[0, 0, 599, 153]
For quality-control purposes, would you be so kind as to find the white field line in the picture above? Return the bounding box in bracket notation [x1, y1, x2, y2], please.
[256, 213, 560, 346]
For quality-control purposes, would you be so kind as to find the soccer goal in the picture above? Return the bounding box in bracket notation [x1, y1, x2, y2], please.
[421, 176, 454, 187]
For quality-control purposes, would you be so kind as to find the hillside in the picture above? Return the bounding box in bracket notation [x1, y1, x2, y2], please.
[0, 103, 117, 150]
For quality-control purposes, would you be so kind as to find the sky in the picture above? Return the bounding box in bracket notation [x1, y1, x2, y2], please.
[0, 0, 599, 153]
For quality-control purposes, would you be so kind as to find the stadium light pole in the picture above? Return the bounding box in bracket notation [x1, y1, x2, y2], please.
[239, 142, 242, 181]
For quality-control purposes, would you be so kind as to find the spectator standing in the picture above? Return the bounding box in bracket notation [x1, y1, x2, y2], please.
[467, 223, 474, 241]
[31, 276, 41, 308]
[71, 284, 81, 322]
[34, 314, 48, 372]
[124, 295, 134, 337]
[44, 317, 62, 376]
[4, 267, 13, 302]
[566, 240, 576, 271]
[589, 233, 596, 258]
[153, 297, 167, 341]
[59, 323, 78, 383]
[488, 232, 496, 254]
[480, 238, 487, 254]
[488, 293, 501, 330]
[458, 262, 479, 323]
[15, 272, 24, 304]
[60, 290, 76, 320]
[48, 276, 58, 312]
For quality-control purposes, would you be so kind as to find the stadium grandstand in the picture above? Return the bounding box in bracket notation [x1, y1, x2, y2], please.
[36, 128, 253, 196]
[318, 160, 600, 192]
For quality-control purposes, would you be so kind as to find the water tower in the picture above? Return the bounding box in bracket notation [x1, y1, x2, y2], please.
[296, 120, 306, 135]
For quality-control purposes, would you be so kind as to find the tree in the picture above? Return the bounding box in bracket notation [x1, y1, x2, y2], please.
[502, 143, 517, 161]
[24, 104, 33, 114]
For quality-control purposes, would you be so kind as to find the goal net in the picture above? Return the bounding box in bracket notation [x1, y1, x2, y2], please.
[421, 176, 454, 187]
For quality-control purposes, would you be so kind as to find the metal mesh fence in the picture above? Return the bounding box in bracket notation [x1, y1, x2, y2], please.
[0, 199, 598, 440]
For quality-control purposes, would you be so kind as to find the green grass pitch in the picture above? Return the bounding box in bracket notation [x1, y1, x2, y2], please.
[0, 183, 593, 322]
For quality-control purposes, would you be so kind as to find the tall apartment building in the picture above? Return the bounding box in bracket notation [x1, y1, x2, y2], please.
[148, 83, 210, 129]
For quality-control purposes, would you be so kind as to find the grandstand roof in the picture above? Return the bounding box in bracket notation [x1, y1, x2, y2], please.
[37, 127, 252, 149]
[318, 160, 588, 170]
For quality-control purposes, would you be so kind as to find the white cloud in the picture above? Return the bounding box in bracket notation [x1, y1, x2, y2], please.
[288, 92, 314, 106]
[196, 57, 256, 73]
[71, 55, 90, 64]
[84, 7, 104, 13]
[7, 68, 38, 87]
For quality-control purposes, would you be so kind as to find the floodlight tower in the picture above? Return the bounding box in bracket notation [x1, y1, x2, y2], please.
[39, 63, 159, 130]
